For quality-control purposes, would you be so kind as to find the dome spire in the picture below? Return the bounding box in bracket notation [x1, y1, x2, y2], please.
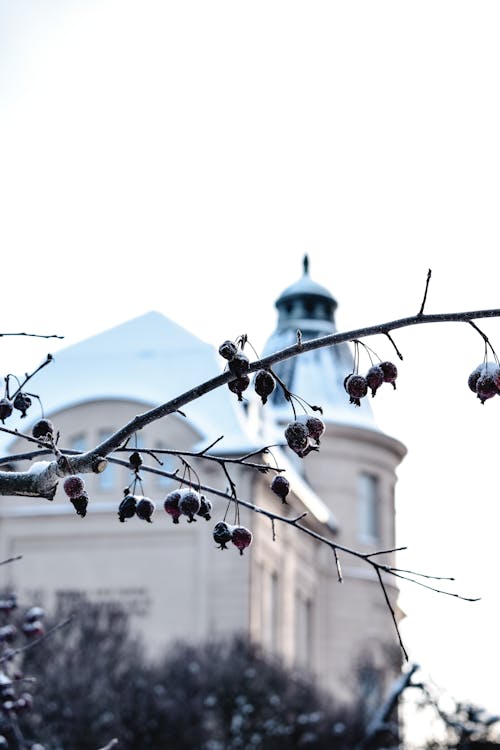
[303, 254, 309, 276]
[273, 256, 337, 330]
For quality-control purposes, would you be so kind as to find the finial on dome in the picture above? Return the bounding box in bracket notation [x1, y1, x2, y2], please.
[303, 254, 309, 276]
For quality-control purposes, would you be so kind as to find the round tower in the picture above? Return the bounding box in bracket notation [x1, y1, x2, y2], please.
[263, 257, 407, 704]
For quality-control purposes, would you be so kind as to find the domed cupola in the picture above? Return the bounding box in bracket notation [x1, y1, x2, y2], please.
[263, 256, 379, 430]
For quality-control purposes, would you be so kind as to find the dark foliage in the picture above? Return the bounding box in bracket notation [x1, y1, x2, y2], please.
[20, 600, 362, 750]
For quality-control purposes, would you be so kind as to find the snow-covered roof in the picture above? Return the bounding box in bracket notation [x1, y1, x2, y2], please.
[0, 311, 260, 455]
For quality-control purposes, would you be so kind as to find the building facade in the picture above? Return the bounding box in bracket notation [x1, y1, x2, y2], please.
[0, 259, 406, 706]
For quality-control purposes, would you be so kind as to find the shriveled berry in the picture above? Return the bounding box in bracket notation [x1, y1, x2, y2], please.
[254, 370, 276, 405]
[366, 364, 385, 397]
[284, 421, 309, 456]
[163, 490, 182, 524]
[345, 374, 368, 406]
[24, 606, 45, 624]
[219, 340, 239, 360]
[213, 521, 233, 549]
[231, 526, 253, 555]
[63, 475, 85, 499]
[468, 364, 486, 393]
[136, 496, 155, 523]
[179, 488, 201, 522]
[306, 416, 325, 445]
[32, 419, 54, 440]
[228, 352, 250, 377]
[379, 361, 398, 389]
[13, 392, 32, 417]
[70, 492, 88, 518]
[228, 375, 250, 401]
[197, 496, 213, 521]
[271, 475, 290, 503]
[129, 451, 142, 470]
[118, 493, 137, 522]
[0, 400, 13, 424]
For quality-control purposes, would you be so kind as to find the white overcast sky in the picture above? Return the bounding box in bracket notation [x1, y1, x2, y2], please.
[1, 0, 500, 718]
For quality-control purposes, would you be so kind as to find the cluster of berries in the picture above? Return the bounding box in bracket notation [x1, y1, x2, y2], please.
[219, 340, 276, 404]
[468, 362, 500, 404]
[118, 492, 156, 523]
[344, 361, 398, 406]
[212, 522, 253, 555]
[284, 416, 325, 458]
[0, 595, 45, 743]
[0, 392, 33, 424]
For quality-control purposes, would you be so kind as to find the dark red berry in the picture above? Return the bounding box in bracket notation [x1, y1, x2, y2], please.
[70, 492, 88, 518]
[254, 370, 276, 405]
[468, 364, 485, 393]
[129, 451, 142, 470]
[63, 475, 85, 499]
[306, 416, 325, 445]
[179, 488, 201, 522]
[213, 521, 233, 549]
[284, 422, 309, 456]
[228, 375, 250, 401]
[228, 352, 250, 377]
[379, 361, 398, 389]
[366, 364, 385, 397]
[476, 372, 498, 404]
[0, 400, 13, 424]
[22, 621, 44, 638]
[163, 490, 182, 524]
[197, 496, 213, 520]
[219, 340, 239, 360]
[136, 496, 155, 522]
[345, 374, 368, 406]
[231, 526, 253, 555]
[13, 392, 32, 417]
[32, 419, 54, 440]
[271, 475, 290, 503]
[118, 493, 137, 522]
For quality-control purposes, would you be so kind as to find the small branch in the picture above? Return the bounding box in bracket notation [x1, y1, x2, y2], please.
[418, 269, 432, 315]
[375, 567, 408, 661]
[0, 555, 22, 566]
[383, 330, 404, 361]
[0, 332, 63, 339]
[366, 546, 408, 558]
[9, 353, 55, 400]
[468, 320, 499, 362]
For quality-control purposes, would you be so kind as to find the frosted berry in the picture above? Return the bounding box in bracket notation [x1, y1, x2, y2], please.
[213, 521, 233, 549]
[0, 625, 16, 643]
[284, 421, 309, 456]
[366, 364, 385, 397]
[22, 621, 44, 638]
[476, 372, 498, 404]
[228, 375, 250, 401]
[345, 374, 368, 406]
[179, 488, 201, 522]
[0, 597, 17, 613]
[119, 493, 137, 522]
[231, 526, 253, 555]
[63, 475, 85, 499]
[197, 496, 213, 521]
[136, 496, 155, 523]
[219, 340, 239, 360]
[271, 475, 290, 503]
[70, 492, 88, 517]
[163, 490, 182, 524]
[13, 392, 32, 417]
[468, 364, 486, 393]
[129, 451, 142, 470]
[0, 399, 12, 424]
[228, 352, 250, 377]
[24, 606, 45, 624]
[379, 361, 398, 389]
[306, 416, 325, 445]
[254, 370, 276, 405]
[32, 419, 54, 440]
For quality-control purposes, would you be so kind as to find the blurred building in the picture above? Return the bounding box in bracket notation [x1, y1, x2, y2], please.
[0, 258, 406, 706]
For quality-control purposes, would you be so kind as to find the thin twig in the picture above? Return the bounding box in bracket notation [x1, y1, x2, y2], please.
[418, 269, 432, 315]
[0, 616, 74, 665]
[0, 555, 22, 566]
[333, 547, 343, 583]
[383, 330, 404, 361]
[375, 567, 408, 661]
[0, 332, 63, 339]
